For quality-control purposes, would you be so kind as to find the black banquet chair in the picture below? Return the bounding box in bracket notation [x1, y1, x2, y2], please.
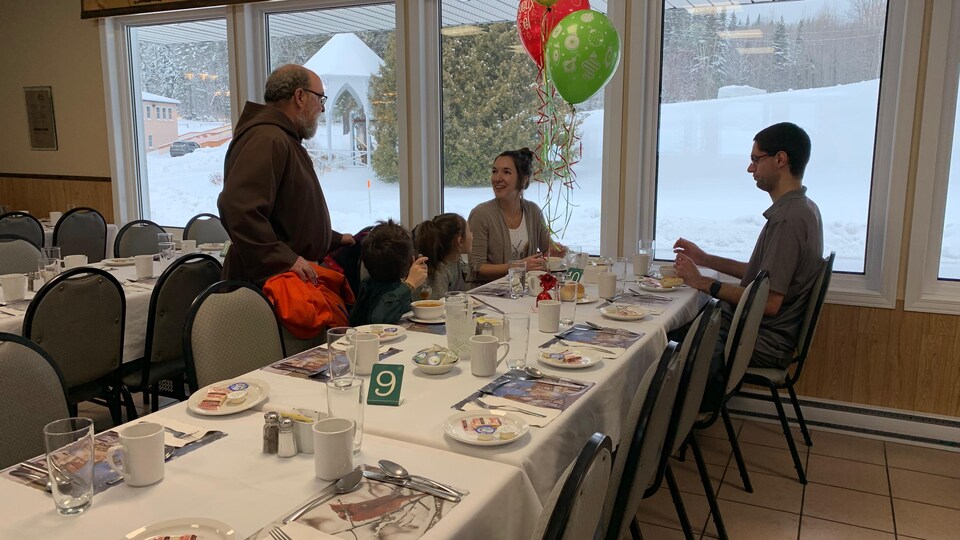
[53, 207, 107, 263]
[183, 213, 228, 244]
[114, 219, 166, 258]
[0, 211, 43, 248]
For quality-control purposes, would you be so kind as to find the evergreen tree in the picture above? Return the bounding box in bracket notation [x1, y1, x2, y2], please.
[771, 16, 791, 92]
[370, 36, 399, 182]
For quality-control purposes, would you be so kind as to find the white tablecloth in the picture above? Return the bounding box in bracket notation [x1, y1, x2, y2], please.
[0, 405, 540, 540]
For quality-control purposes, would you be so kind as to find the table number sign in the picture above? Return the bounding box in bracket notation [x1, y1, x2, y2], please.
[566, 267, 584, 282]
[367, 364, 403, 406]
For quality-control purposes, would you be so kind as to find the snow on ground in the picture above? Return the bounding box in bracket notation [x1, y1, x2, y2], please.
[144, 80, 960, 277]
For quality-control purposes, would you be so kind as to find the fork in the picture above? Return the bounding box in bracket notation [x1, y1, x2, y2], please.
[269, 527, 293, 540]
[556, 339, 620, 356]
[472, 397, 546, 418]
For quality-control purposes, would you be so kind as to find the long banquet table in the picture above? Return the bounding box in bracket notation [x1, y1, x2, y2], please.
[0, 268, 706, 539]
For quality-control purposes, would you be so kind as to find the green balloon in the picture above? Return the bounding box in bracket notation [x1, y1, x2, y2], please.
[545, 10, 621, 105]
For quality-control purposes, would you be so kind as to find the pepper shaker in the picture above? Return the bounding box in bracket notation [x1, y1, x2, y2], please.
[263, 412, 280, 454]
[277, 417, 297, 458]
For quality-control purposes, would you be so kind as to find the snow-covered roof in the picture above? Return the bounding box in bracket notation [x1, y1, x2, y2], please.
[303, 33, 383, 79]
[142, 91, 180, 104]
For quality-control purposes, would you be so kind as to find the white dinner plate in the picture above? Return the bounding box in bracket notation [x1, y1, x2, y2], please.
[354, 324, 406, 342]
[538, 347, 602, 369]
[576, 295, 597, 304]
[408, 315, 445, 325]
[442, 410, 529, 447]
[199, 242, 225, 251]
[639, 283, 681, 293]
[600, 304, 651, 321]
[187, 378, 270, 416]
[102, 257, 136, 267]
[126, 517, 236, 539]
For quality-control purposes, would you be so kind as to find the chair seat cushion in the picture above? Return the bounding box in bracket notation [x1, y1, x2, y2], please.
[745, 366, 788, 386]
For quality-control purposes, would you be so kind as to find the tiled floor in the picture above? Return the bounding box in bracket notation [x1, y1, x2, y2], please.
[637, 417, 960, 539]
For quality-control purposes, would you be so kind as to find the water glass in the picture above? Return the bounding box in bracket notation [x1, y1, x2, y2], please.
[43, 417, 95, 515]
[326, 327, 357, 383]
[508, 260, 526, 298]
[42, 246, 62, 262]
[503, 312, 530, 370]
[326, 377, 364, 455]
[157, 233, 176, 267]
[634, 240, 655, 277]
[444, 292, 473, 361]
[38, 258, 60, 284]
[558, 278, 578, 327]
[610, 257, 628, 296]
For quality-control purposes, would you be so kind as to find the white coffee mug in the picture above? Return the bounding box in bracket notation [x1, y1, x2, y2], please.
[0, 274, 27, 302]
[134, 255, 154, 279]
[598, 272, 617, 299]
[538, 300, 561, 333]
[106, 422, 164, 487]
[63, 255, 88, 269]
[526, 270, 547, 296]
[181, 239, 197, 254]
[313, 418, 355, 480]
[470, 335, 510, 377]
[352, 333, 379, 376]
[49, 211, 63, 224]
[633, 253, 651, 277]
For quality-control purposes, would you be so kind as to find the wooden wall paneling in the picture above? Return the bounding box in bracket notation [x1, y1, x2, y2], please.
[852, 331, 889, 407]
[0, 176, 114, 223]
[893, 307, 923, 411]
[881, 305, 909, 409]
[824, 304, 861, 401]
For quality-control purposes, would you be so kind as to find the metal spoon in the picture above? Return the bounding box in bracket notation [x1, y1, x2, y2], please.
[378, 460, 465, 497]
[283, 468, 363, 524]
[523, 366, 544, 379]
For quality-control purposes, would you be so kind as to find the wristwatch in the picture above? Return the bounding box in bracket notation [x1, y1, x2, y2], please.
[709, 280, 722, 298]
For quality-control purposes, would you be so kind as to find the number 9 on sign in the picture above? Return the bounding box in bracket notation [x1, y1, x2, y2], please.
[367, 364, 404, 406]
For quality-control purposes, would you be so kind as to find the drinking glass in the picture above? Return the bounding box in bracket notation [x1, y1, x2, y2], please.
[610, 257, 628, 296]
[326, 377, 364, 455]
[634, 240, 655, 277]
[43, 417, 95, 515]
[508, 260, 526, 298]
[326, 327, 357, 383]
[558, 278, 578, 327]
[444, 292, 473, 361]
[38, 258, 61, 284]
[503, 312, 529, 370]
[157, 233, 176, 268]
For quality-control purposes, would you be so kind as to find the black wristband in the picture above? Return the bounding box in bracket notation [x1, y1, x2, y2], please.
[709, 280, 722, 298]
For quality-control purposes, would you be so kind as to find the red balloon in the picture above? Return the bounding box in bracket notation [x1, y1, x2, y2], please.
[516, 0, 590, 68]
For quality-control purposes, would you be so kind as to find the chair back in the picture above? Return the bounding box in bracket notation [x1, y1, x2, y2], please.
[791, 252, 835, 381]
[133, 254, 222, 388]
[0, 234, 41, 274]
[23, 268, 125, 389]
[0, 212, 43, 248]
[604, 341, 685, 540]
[671, 299, 722, 455]
[184, 281, 285, 390]
[724, 270, 770, 395]
[114, 219, 166, 258]
[0, 333, 70, 468]
[53, 207, 106, 263]
[533, 433, 614, 540]
[183, 213, 228, 244]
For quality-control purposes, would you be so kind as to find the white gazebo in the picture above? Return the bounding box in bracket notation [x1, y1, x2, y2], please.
[303, 33, 383, 165]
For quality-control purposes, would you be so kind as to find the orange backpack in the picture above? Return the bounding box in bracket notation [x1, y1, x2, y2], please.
[262, 263, 356, 339]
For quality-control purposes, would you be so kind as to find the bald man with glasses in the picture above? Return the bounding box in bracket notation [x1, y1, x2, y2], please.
[218, 64, 353, 286]
[672, 122, 824, 412]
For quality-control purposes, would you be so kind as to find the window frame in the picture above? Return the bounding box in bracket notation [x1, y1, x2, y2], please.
[625, 1, 922, 308]
[905, 0, 960, 314]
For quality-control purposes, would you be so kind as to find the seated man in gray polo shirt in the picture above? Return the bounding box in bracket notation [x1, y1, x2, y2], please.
[673, 122, 824, 411]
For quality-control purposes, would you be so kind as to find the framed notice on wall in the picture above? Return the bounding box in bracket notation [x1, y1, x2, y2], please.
[24, 86, 58, 151]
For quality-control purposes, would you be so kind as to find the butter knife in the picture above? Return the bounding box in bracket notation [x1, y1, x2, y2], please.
[362, 470, 461, 502]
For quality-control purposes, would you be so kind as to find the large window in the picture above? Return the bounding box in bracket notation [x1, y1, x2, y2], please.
[654, 0, 889, 273]
[264, 3, 400, 235]
[128, 19, 232, 226]
[439, 0, 608, 255]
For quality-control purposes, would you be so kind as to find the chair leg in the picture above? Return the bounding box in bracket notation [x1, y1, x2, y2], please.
[787, 383, 813, 447]
[151, 384, 160, 412]
[690, 435, 728, 540]
[721, 405, 753, 493]
[665, 464, 696, 540]
[108, 391, 123, 426]
[766, 382, 807, 484]
[142, 390, 150, 406]
[629, 518, 643, 540]
[68, 401, 78, 418]
[121, 386, 139, 422]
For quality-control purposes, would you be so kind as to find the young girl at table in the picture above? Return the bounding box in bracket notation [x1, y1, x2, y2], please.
[412, 213, 472, 300]
[349, 219, 429, 326]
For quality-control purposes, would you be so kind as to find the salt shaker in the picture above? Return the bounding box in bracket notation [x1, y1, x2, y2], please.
[277, 417, 297, 458]
[263, 412, 280, 454]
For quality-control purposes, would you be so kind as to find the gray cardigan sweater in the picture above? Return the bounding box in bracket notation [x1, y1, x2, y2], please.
[467, 198, 551, 284]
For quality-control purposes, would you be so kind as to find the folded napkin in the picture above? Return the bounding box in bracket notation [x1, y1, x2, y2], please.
[462, 395, 559, 428]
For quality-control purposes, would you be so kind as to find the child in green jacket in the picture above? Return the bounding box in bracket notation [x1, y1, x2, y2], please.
[349, 219, 428, 326]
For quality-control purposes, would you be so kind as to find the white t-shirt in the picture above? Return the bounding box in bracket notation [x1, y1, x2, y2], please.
[508, 214, 528, 260]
